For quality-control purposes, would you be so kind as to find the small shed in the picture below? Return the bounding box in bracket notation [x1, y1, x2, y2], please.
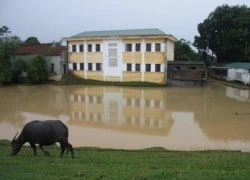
[167, 61, 207, 86]
[224, 63, 250, 85]
[16, 43, 67, 81]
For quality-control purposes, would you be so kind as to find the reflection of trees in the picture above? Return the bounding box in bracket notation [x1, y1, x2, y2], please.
[0, 85, 70, 128]
[194, 86, 250, 142]
[165, 85, 250, 141]
[0, 86, 26, 127]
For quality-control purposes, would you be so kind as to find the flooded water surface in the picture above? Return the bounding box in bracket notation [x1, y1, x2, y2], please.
[1, 84, 250, 151]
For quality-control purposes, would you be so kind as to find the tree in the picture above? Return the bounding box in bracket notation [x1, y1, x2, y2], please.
[23, 36, 40, 45]
[0, 26, 21, 84]
[194, 4, 250, 63]
[175, 39, 202, 61]
[26, 55, 48, 84]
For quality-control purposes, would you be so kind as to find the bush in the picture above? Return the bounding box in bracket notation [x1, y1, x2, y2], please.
[12, 58, 26, 83]
[26, 55, 48, 84]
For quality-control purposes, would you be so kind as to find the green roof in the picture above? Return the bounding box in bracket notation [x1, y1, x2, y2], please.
[223, 62, 250, 69]
[71, 28, 166, 38]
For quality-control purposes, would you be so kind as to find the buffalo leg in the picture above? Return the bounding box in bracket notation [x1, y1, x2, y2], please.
[30, 143, 37, 156]
[60, 143, 66, 157]
[39, 145, 50, 156]
[67, 143, 75, 158]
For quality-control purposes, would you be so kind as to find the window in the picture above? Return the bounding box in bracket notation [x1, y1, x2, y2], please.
[88, 63, 92, 71]
[189, 66, 197, 70]
[145, 99, 151, 108]
[155, 100, 160, 108]
[72, 45, 76, 52]
[96, 63, 102, 71]
[109, 58, 117, 67]
[127, 98, 132, 106]
[88, 44, 92, 52]
[80, 95, 85, 102]
[146, 64, 151, 72]
[73, 94, 78, 102]
[155, 64, 161, 72]
[89, 96, 93, 103]
[135, 64, 141, 72]
[73, 63, 77, 70]
[135, 43, 141, 52]
[174, 66, 180, 70]
[109, 43, 117, 47]
[135, 98, 140, 106]
[125, 44, 132, 52]
[155, 43, 161, 52]
[146, 43, 151, 52]
[50, 63, 54, 73]
[79, 44, 84, 52]
[109, 49, 117, 57]
[80, 63, 84, 70]
[127, 64, 132, 71]
[96, 44, 100, 52]
[63, 64, 66, 74]
[96, 96, 102, 104]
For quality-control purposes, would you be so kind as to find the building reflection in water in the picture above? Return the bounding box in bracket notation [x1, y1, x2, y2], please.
[68, 87, 174, 136]
[226, 86, 250, 102]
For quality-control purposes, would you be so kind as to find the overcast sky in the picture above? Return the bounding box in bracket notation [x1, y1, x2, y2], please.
[0, 0, 249, 43]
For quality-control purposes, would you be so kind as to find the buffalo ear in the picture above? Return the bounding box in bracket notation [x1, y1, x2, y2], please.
[12, 132, 18, 142]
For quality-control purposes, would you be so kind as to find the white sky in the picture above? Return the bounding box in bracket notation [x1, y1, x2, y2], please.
[0, 0, 249, 43]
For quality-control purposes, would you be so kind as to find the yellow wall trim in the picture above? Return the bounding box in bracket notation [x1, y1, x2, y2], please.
[123, 72, 142, 82]
[144, 52, 165, 63]
[123, 52, 142, 63]
[105, 76, 121, 82]
[68, 53, 84, 62]
[86, 52, 103, 62]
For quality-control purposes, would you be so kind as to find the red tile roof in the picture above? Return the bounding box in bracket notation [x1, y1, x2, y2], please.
[47, 46, 66, 56]
[16, 44, 52, 55]
[16, 43, 66, 56]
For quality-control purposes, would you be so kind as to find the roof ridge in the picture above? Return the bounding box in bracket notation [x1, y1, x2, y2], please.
[71, 28, 166, 38]
[82, 28, 161, 33]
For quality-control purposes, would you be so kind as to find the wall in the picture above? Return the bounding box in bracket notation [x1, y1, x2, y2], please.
[67, 37, 172, 84]
[166, 40, 174, 61]
[46, 56, 62, 75]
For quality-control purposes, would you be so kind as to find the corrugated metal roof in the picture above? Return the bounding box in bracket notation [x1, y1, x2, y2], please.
[223, 62, 250, 69]
[71, 28, 166, 38]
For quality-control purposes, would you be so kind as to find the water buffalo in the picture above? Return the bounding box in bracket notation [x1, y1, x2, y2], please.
[11, 120, 75, 158]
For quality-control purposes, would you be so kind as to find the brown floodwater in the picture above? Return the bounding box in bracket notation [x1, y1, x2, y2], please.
[1, 84, 250, 151]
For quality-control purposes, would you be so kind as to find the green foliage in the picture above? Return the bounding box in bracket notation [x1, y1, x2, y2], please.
[0, 26, 21, 84]
[1, 140, 250, 179]
[23, 36, 40, 45]
[12, 58, 26, 83]
[26, 55, 48, 84]
[175, 39, 202, 61]
[194, 4, 250, 63]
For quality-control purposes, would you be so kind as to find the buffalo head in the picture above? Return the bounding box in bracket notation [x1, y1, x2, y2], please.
[11, 132, 22, 156]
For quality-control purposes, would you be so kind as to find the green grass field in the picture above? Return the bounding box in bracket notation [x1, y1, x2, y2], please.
[1, 140, 250, 179]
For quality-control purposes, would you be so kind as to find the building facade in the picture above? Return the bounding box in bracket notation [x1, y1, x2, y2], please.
[65, 29, 177, 84]
[16, 43, 67, 80]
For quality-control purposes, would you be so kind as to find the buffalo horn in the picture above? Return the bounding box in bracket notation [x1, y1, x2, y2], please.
[12, 132, 18, 142]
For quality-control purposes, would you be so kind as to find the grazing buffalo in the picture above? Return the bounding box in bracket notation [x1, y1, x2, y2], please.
[11, 120, 75, 158]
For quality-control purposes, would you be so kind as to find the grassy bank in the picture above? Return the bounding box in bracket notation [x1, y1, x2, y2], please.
[1, 140, 250, 179]
[58, 74, 167, 87]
